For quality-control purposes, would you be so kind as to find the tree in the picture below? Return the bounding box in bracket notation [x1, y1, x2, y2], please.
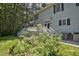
[0, 3, 28, 36]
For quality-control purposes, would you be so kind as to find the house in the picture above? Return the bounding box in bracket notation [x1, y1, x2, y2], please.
[34, 3, 79, 40]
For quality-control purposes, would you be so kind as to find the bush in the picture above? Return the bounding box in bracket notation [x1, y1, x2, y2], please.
[9, 32, 60, 56]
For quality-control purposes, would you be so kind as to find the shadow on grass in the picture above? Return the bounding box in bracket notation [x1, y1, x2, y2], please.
[0, 35, 18, 42]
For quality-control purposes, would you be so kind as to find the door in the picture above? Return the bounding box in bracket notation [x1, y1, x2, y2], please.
[47, 23, 50, 29]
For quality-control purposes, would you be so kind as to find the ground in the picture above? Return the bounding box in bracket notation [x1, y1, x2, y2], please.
[0, 36, 79, 56]
[58, 44, 79, 56]
[0, 36, 18, 55]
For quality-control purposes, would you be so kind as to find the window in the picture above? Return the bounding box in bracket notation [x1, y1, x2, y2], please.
[76, 3, 79, 6]
[61, 20, 66, 25]
[59, 20, 61, 26]
[53, 4, 60, 14]
[61, 3, 64, 11]
[59, 19, 66, 26]
[56, 4, 60, 12]
[54, 3, 64, 14]
[59, 18, 70, 26]
[67, 18, 70, 25]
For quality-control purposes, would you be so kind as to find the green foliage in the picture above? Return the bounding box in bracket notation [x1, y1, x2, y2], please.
[58, 44, 79, 56]
[0, 36, 18, 56]
[1, 36, 79, 56]
[0, 3, 30, 36]
[9, 32, 60, 56]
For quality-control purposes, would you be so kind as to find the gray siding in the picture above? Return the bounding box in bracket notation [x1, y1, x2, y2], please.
[37, 3, 79, 33]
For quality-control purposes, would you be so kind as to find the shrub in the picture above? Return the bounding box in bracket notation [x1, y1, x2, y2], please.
[9, 32, 60, 56]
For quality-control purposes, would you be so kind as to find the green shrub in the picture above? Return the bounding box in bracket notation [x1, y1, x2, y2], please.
[9, 32, 60, 56]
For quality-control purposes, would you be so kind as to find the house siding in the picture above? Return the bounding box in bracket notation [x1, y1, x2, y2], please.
[37, 3, 79, 34]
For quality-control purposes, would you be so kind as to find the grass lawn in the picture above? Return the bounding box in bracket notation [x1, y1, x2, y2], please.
[58, 44, 79, 56]
[0, 36, 18, 56]
[0, 36, 79, 56]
